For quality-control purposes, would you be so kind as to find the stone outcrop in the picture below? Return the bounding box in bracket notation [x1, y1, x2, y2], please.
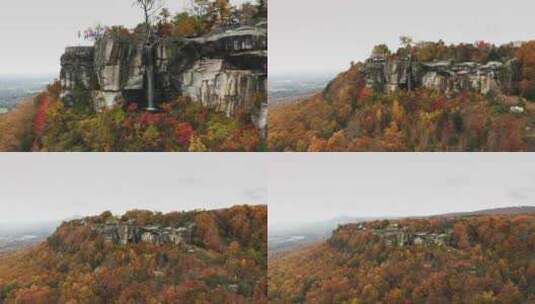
[354, 223, 452, 248]
[91, 219, 195, 246]
[363, 56, 520, 95]
[59, 21, 267, 129]
[181, 59, 264, 117]
[60, 47, 95, 105]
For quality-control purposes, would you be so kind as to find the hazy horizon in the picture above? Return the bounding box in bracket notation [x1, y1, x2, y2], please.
[0, 154, 267, 223]
[0, 0, 249, 76]
[269, 0, 535, 75]
[269, 154, 535, 228]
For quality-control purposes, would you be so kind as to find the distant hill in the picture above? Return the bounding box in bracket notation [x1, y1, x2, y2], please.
[269, 209, 535, 303]
[434, 206, 535, 218]
[0, 205, 267, 303]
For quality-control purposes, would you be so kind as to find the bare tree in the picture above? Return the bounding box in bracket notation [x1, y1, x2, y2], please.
[133, 0, 165, 41]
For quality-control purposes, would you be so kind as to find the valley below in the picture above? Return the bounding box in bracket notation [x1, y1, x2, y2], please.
[0, 221, 58, 254]
[0, 76, 53, 113]
[268, 73, 333, 105]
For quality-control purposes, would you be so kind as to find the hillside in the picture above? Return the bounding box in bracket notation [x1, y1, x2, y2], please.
[269, 39, 535, 152]
[0, 205, 267, 303]
[27, 82, 264, 152]
[269, 212, 535, 303]
[436, 206, 535, 218]
[0, 96, 38, 152]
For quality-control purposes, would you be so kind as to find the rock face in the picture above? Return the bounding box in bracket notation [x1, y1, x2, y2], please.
[60, 47, 95, 90]
[181, 59, 265, 116]
[92, 219, 195, 246]
[363, 56, 520, 95]
[352, 223, 452, 248]
[59, 21, 267, 128]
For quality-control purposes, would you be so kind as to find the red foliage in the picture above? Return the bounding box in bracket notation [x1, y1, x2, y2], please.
[137, 112, 163, 126]
[126, 103, 138, 113]
[358, 86, 372, 101]
[431, 97, 447, 112]
[175, 122, 194, 146]
[33, 94, 48, 137]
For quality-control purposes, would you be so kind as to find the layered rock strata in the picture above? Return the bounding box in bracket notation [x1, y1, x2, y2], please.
[92, 219, 195, 246]
[60, 21, 267, 130]
[363, 56, 520, 95]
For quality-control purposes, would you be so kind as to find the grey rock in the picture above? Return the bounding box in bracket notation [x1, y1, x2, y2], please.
[228, 284, 239, 293]
[93, 221, 194, 247]
[59, 23, 267, 127]
[93, 35, 144, 92]
[363, 56, 520, 95]
[181, 59, 266, 117]
[60, 47, 95, 91]
[355, 223, 453, 248]
[510, 106, 525, 113]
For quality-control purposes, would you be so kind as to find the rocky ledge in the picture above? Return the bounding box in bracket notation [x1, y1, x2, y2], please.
[71, 218, 195, 246]
[60, 21, 267, 130]
[349, 223, 452, 248]
[363, 55, 520, 96]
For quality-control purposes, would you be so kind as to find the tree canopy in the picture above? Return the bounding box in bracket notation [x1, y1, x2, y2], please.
[0, 205, 267, 303]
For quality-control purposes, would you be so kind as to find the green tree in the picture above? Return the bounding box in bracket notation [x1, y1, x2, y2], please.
[371, 44, 391, 58]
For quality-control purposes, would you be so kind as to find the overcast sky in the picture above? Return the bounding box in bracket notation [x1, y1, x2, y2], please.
[269, 0, 535, 76]
[0, 153, 266, 223]
[0, 0, 247, 76]
[269, 153, 535, 227]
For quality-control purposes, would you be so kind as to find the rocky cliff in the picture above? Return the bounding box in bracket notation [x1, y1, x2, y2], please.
[363, 55, 520, 95]
[348, 223, 452, 248]
[60, 21, 267, 129]
[70, 217, 195, 246]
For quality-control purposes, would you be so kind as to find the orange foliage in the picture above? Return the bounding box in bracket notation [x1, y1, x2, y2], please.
[269, 214, 535, 303]
[0, 98, 37, 151]
[0, 205, 267, 303]
[269, 67, 530, 152]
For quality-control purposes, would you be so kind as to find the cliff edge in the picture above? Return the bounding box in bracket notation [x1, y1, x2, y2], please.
[60, 21, 267, 131]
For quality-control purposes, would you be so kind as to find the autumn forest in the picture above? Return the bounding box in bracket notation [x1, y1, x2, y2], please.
[0, 205, 267, 303]
[269, 213, 535, 304]
[269, 40, 535, 152]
